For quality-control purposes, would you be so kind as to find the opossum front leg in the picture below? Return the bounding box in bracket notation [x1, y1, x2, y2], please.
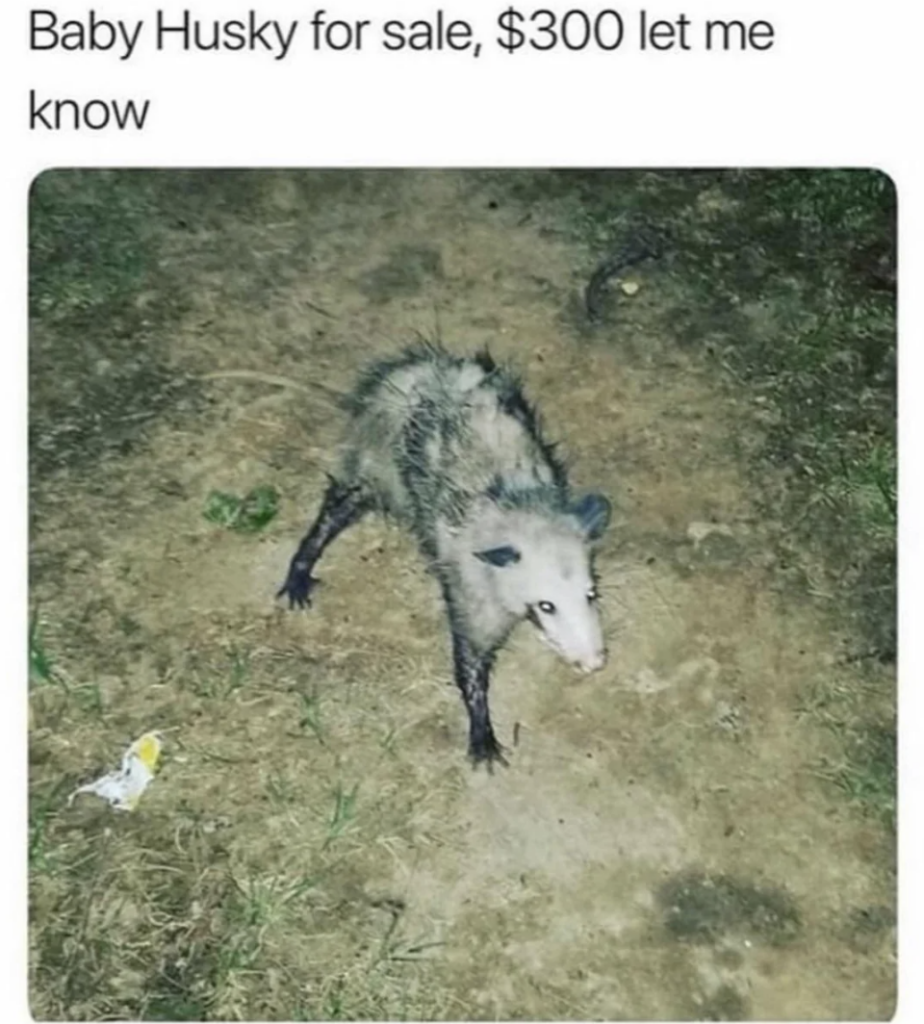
[450, 628, 507, 768]
[277, 477, 371, 609]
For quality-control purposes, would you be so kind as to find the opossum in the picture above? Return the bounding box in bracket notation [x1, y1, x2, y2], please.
[277, 343, 611, 766]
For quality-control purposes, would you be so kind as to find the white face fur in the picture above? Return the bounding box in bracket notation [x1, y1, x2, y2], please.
[520, 536, 606, 671]
[472, 501, 610, 673]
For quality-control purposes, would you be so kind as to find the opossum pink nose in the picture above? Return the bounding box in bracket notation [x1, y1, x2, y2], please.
[577, 650, 607, 673]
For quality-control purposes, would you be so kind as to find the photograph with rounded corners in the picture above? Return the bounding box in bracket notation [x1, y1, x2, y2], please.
[28, 169, 896, 1021]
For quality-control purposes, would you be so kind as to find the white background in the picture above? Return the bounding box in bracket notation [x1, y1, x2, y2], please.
[2, 0, 920, 1019]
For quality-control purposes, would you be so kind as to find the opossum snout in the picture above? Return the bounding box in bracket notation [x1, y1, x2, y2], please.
[574, 649, 607, 674]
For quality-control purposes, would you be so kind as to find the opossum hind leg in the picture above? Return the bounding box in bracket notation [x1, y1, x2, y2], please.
[277, 477, 372, 610]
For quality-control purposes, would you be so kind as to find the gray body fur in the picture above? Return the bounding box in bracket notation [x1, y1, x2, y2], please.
[279, 344, 611, 765]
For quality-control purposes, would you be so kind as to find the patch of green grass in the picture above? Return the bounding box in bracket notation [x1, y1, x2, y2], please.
[71, 681, 105, 715]
[298, 689, 326, 744]
[29, 780, 69, 874]
[142, 992, 210, 1021]
[29, 616, 55, 686]
[30, 170, 160, 330]
[323, 782, 359, 849]
[203, 485, 280, 533]
[814, 722, 896, 831]
[796, 671, 896, 833]
[28, 617, 106, 714]
[230, 871, 320, 930]
[322, 978, 347, 1020]
[187, 647, 253, 700]
[29, 170, 198, 478]
[227, 646, 250, 693]
[28, 171, 320, 483]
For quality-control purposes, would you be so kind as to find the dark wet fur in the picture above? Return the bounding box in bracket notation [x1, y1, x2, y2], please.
[443, 581, 509, 768]
[277, 477, 372, 608]
[347, 341, 568, 533]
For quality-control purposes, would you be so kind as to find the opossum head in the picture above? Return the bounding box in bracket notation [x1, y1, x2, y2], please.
[472, 494, 611, 673]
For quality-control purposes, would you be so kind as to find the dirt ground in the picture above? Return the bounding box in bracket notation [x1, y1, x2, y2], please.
[28, 171, 896, 1020]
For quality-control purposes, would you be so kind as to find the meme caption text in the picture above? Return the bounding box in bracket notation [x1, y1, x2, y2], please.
[28, 6, 776, 131]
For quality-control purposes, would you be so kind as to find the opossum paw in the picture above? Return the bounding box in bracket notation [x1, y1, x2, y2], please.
[276, 569, 320, 610]
[469, 730, 509, 770]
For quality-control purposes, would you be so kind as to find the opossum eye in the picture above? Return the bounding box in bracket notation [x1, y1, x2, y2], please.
[537, 601, 556, 615]
[475, 545, 521, 568]
[587, 587, 599, 602]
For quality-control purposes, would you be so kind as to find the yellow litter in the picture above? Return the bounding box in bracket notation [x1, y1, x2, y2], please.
[68, 732, 163, 812]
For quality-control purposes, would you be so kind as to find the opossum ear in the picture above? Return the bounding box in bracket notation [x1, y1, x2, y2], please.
[571, 493, 612, 540]
[474, 545, 521, 568]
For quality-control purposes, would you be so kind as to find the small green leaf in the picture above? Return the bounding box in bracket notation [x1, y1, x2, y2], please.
[203, 490, 245, 528]
[237, 485, 280, 532]
[203, 485, 280, 532]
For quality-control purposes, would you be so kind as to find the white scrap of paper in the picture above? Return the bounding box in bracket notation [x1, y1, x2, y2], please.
[68, 732, 163, 812]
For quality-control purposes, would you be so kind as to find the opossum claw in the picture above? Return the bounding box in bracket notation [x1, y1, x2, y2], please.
[469, 729, 509, 770]
[276, 568, 321, 610]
